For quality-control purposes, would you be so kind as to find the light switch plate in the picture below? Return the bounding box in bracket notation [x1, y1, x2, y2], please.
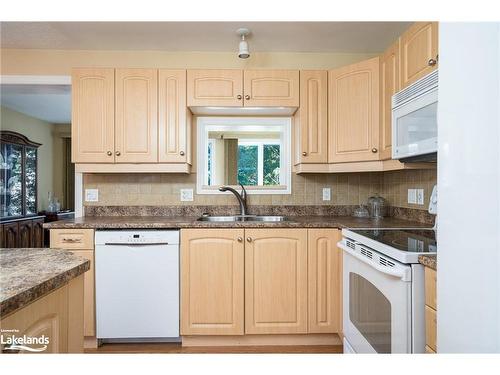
[322, 188, 331, 201]
[180, 189, 194, 202]
[416, 189, 425, 205]
[407, 189, 417, 204]
[85, 189, 99, 202]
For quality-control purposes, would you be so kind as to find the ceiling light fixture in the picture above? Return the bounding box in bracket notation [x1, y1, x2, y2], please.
[237, 28, 251, 59]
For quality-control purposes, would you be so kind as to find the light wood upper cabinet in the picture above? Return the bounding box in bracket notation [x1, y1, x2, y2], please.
[158, 70, 191, 164]
[308, 229, 342, 334]
[245, 228, 308, 334]
[115, 68, 158, 163]
[187, 69, 243, 107]
[328, 57, 380, 163]
[380, 40, 400, 160]
[296, 71, 328, 164]
[72, 68, 115, 163]
[400, 22, 439, 89]
[181, 229, 245, 335]
[243, 70, 299, 107]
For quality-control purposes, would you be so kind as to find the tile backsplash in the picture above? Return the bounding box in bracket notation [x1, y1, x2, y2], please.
[83, 169, 436, 210]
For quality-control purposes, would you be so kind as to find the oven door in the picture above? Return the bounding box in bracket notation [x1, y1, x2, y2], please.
[392, 88, 438, 160]
[342, 245, 412, 353]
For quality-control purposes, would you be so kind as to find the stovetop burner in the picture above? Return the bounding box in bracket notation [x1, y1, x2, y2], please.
[351, 228, 437, 253]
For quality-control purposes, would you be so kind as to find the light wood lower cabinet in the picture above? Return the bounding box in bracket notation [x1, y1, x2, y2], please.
[0, 275, 84, 353]
[424, 267, 437, 353]
[245, 228, 308, 334]
[308, 229, 342, 333]
[180, 228, 343, 337]
[69, 250, 95, 337]
[180, 229, 245, 335]
[50, 229, 95, 344]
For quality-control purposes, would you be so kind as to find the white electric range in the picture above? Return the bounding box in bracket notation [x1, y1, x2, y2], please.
[338, 227, 437, 354]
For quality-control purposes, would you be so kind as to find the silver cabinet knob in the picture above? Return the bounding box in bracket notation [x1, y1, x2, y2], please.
[428, 58, 437, 66]
[180, 151, 185, 156]
[237, 237, 243, 242]
[244, 95, 250, 100]
[115, 151, 121, 156]
[371, 148, 378, 153]
[237, 94, 242, 100]
[302, 151, 307, 156]
[246, 237, 252, 243]
[107, 151, 112, 156]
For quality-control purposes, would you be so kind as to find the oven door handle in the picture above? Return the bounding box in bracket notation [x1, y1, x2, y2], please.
[338, 242, 411, 282]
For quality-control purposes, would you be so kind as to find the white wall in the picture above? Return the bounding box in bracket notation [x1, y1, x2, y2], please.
[438, 23, 500, 352]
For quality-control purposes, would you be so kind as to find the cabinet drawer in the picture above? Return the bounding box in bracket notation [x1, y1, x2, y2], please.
[425, 305, 437, 351]
[50, 229, 94, 250]
[425, 267, 437, 310]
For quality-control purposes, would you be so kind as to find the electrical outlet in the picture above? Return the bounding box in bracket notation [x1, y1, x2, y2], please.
[407, 189, 417, 204]
[180, 189, 194, 202]
[322, 188, 331, 201]
[416, 189, 425, 205]
[85, 189, 99, 202]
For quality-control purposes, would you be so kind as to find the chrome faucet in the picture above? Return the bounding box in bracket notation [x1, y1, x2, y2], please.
[219, 184, 248, 216]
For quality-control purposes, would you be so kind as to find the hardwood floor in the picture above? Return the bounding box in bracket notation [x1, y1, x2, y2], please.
[85, 343, 343, 354]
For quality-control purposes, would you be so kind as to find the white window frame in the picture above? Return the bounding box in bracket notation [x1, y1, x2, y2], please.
[196, 117, 291, 195]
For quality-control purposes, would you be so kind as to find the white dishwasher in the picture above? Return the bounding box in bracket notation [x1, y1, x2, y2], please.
[95, 230, 179, 341]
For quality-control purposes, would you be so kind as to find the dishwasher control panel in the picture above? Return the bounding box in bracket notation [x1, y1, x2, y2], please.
[95, 230, 180, 245]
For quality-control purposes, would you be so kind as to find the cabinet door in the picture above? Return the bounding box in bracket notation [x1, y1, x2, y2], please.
[308, 229, 342, 333]
[380, 40, 400, 160]
[115, 68, 158, 163]
[32, 218, 45, 248]
[400, 22, 439, 89]
[181, 229, 245, 335]
[18, 219, 33, 248]
[3, 222, 19, 248]
[70, 250, 95, 337]
[1, 284, 68, 353]
[245, 228, 308, 334]
[328, 57, 380, 163]
[158, 70, 190, 163]
[187, 69, 243, 107]
[71, 68, 115, 163]
[296, 71, 328, 164]
[243, 70, 300, 107]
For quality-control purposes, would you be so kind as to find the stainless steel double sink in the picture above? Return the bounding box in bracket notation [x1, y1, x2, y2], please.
[197, 215, 291, 222]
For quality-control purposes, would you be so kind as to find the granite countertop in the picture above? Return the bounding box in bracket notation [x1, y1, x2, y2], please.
[43, 215, 432, 230]
[0, 248, 90, 317]
[418, 254, 437, 270]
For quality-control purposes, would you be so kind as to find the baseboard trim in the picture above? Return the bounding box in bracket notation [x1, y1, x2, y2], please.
[181, 333, 341, 347]
[84, 336, 98, 349]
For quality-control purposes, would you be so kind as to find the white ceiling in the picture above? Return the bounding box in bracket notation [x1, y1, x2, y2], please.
[1, 84, 71, 124]
[0, 22, 411, 53]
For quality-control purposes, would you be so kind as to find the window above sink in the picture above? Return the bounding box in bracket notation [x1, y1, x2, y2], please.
[196, 117, 291, 195]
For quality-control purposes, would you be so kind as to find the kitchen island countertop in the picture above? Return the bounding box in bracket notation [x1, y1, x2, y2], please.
[0, 248, 90, 317]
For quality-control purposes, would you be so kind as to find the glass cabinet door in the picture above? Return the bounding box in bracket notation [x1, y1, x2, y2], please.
[1, 142, 24, 219]
[1, 132, 40, 220]
[25, 147, 37, 215]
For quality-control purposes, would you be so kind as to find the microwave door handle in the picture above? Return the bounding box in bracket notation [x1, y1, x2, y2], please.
[338, 242, 411, 282]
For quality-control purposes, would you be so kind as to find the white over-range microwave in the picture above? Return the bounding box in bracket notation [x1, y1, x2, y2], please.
[392, 70, 438, 162]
